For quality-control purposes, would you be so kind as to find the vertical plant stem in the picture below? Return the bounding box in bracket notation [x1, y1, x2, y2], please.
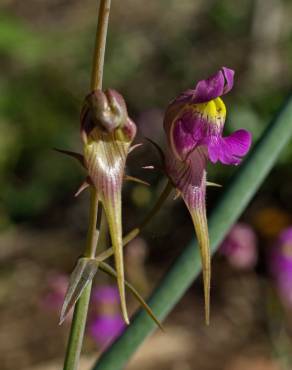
[63, 189, 99, 370]
[91, 0, 111, 91]
[63, 1, 111, 369]
[63, 281, 93, 370]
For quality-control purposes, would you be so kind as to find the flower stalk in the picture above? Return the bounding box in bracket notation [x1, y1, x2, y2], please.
[91, 0, 111, 92]
[62, 1, 111, 369]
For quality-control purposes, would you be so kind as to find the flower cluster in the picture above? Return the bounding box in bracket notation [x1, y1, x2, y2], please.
[59, 68, 252, 326]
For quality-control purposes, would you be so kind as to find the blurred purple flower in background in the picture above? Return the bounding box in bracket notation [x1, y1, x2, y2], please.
[219, 223, 258, 270]
[41, 277, 125, 345]
[40, 273, 69, 316]
[88, 286, 125, 348]
[269, 227, 292, 307]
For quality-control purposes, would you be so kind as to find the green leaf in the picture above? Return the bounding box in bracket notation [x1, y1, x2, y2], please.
[91, 97, 292, 370]
[59, 258, 98, 325]
[59, 258, 163, 330]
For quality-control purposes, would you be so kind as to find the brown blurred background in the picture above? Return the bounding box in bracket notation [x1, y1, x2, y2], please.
[1, 0, 292, 369]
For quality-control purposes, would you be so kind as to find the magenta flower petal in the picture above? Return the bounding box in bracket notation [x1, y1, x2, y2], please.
[174, 67, 234, 105]
[89, 315, 125, 347]
[222, 67, 234, 94]
[193, 69, 225, 103]
[172, 112, 205, 160]
[207, 129, 252, 165]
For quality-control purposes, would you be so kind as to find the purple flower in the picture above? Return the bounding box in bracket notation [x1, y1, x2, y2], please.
[219, 223, 258, 270]
[164, 67, 251, 165]
[91, 286, 121, 304]
[269, 227, 292, 307]
[164, 68, 252, 323]
[89, 286, 125, 348]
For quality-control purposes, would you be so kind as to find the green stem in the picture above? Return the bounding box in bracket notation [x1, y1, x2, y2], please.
[91, 0, 111, 91]
[63, 281, 93, 370]
[63, 1, 111, 369]
[91, 96, 292, 370]
[85, 189, 99, 258]
[63, 189, 98, 370]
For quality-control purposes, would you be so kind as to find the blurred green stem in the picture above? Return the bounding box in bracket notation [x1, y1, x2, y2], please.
[63, 1, 111, 369]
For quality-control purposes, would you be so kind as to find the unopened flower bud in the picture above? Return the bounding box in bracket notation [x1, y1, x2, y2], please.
[81, 89, 136, 143]
[80, 88, 137, 324]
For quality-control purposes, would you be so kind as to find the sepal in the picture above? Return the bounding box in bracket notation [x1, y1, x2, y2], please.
[59, 258, 98, 325]
[74, 178, 91, 197]
[59, 258, 163, 330]
[124, 175, 150, 186]
[54, 148, 85, 167]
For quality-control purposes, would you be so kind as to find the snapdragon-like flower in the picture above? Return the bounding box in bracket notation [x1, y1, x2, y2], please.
[164, 68, 252, 323]
[81, 89, 136, 324]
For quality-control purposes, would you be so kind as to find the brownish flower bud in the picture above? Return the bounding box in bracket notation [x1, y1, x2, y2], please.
[80, 89, 136, 324]
[81, 89, 136, 143]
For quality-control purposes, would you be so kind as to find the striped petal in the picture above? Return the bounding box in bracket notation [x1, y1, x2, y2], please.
[84, 130, 131, 324]
[166, 148, 211, 324]
[81, 89, 137, 324]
